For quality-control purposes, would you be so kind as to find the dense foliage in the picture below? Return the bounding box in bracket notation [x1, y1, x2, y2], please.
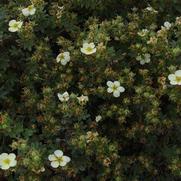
[0, 0, 181, 180]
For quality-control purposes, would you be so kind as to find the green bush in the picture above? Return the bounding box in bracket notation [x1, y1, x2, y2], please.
[0, 0, 181, 180]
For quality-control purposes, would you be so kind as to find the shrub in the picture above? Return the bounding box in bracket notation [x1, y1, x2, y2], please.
[0, 0, 181, 180]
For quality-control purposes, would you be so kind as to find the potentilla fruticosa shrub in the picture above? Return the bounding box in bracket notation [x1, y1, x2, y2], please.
[0, 0, 181, 180]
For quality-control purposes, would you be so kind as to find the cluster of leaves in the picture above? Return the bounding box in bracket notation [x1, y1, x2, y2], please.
[0, 0, 181, 180]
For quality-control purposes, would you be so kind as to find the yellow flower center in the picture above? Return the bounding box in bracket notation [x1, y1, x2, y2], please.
[57, 156, 63, 163]
[28, 5, 34, 11]
[176, 76, 181, 82]
[12, 23, 19, 28]
[112, 85, 118, 91]
[86, 47, 93, 52]
[59, 54, 65, 60]
[3, 159, 10, 165]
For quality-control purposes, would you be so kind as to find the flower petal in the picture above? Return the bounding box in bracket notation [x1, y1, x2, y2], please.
[89, 43, 95, 48]
[168, 74, 175, 81]
[8, 153, 16, 160]
[9, 160, 17, 167]
[9, 20, 16, 26]
[64, 52, 70, 62]
[1, 164, 10, 170]
[64, 52, 70, 57]
[29, 7, 36, 15]
[48, 154, 56, 161]
[145, 58, 151, 63]
[82, 49, 96, 55]
[51, 161, 59, 168]
[62, 156, 71, 163]
[17, 22, 23, 28]
[106, 81, 113, 87]
[0, 153, 8, 160]
[63, 92, 69, 101]
[140, 60, 145, 65]
[170, 80, 177, 85]
[118, 86, 125, 92]
[22, 8, 30, 16]
[8, 27, 18, 32]
[145, 53, 150, 59]
[56, 58, 60, 63]
[175, 70, 181, 77]
[54, 150, 63, 157]
[107, 87, 113, 93]
[91, 48, 96, 54]
[80, 48, 86, 54]
[57, 93, 63, 101]
[114, 81, 120, 87]
[113, 90, 120, 97]
[61, 59, 68, 65]
[83, 43, 89, 48]
[59, 161, 67, 167]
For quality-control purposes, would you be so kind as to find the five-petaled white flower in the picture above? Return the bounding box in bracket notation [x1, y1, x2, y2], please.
[57, 92, 70, 102]
[80, 42, 96, 55]
[22, 5, 36, 16]
[136, 53, 151, 65]
[48, 150, 71, 168]
[163, 21, 172, 30]
[145, 7, 158, 13]
[77, 95, 89, 105]
[95, 115, 102, 122]
[56, 52, 70, 65]
[107, 81, 125, 97]
[0, 153, 17, 170]
[168, 70, 181, 85]
[8, 20, 23, 32]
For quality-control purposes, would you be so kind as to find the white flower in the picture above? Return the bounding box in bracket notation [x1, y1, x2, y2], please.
[80, 42, 96, 55]
[22, 5, 36, 16]
[107, 81, 125, 97]
[0, 153, 17, 170]
[163, 21, 172, 30]
[145, 7, 158, 13]
[146, 7, 153, 11]
[168, 70, 181, 85]
[77, 95, 89, 105]
[95, 115, 102, 122]
[138, 29, 149, 37]
[56, 52, 70, 65]
[136, 53, 151, 65]
[8, 20, 23, 32]
[57, 92, 69, 102]
[48, 150, 71, 168]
